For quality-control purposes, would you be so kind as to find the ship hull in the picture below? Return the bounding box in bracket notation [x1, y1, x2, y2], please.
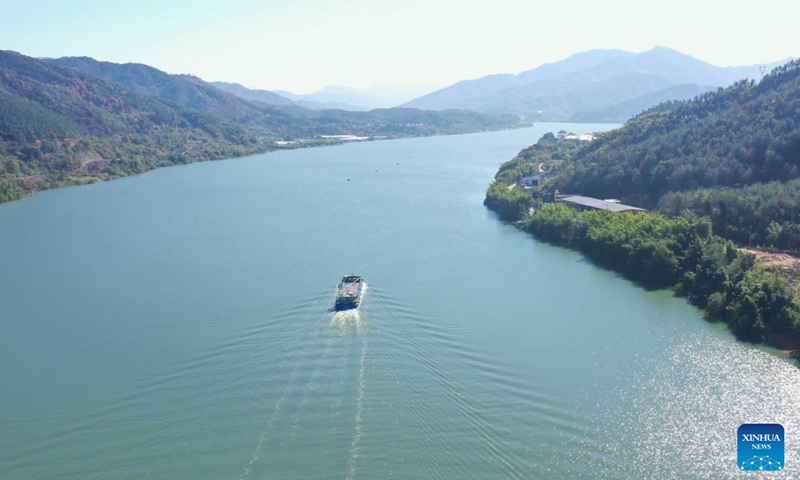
[334, 302, 359, 311]
[335, 275, 363, 310]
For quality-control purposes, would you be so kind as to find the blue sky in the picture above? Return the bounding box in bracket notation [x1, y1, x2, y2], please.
[1, 0, 797, 93]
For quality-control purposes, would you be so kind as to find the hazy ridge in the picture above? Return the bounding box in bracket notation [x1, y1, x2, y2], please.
[403, 46, 786, 122]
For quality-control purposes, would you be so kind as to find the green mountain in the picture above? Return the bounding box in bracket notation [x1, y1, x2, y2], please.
[487, 58, 800, 250]
[553, 59, 800, 251]
[483, 59, 800, 348]
[45, 56, 296, 123]
[556, 60, 800, 207]
[0, 50, 521, 203]
[0, 50, 269, 202]
[403, 47, 782, 122]
[43, 55, 520, 139]
[1, 52, 250, 140]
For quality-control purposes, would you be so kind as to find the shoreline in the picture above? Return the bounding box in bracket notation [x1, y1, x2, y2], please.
[0, 124, 528, 208]
[0, 121, 534, 208]
[494, 204, 800, 365]
[765, 333, 800, 357]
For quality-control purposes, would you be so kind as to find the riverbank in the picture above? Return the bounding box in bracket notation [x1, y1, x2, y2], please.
[502, 203, 800, 360]
[0, 123, 528, 207]
[483, 128, 800, 361]
[742, 248, 800, 355]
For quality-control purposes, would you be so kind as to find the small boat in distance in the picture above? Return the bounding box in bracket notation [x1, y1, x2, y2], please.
[335, 275, 363, 310]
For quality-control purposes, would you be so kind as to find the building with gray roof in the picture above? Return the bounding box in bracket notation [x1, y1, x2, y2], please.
[556, 195, 645, 213]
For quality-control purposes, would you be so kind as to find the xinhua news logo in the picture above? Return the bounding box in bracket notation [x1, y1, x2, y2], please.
[738, 423, 784, 472]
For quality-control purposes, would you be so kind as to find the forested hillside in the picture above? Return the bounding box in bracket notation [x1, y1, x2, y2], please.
[45, 56, 303, 128]
[0, 50, 265, 202]
[0, 50, 521, 204]
[558, 60, 800, 206]
[483, 59, 800, 350]
[525, 204, 800, 346]
[659, 180, 800, 250]
[483, 132, 580, 221]
[485, 59, 800, 248]
[45, 55, 520, 140]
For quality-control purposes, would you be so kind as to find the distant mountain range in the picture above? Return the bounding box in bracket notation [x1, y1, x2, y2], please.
[44, 57, 437, 113]
[197, 81, 296, 107]
[401, 46, 789, 122]
[38, 47, 792, 124]
[36, 55, 517, 139]
[210, 82, 437, 111]
[277, 84, 438, 110]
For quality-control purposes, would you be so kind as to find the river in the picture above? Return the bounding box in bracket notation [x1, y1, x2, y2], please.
[1, 124, 798, 479]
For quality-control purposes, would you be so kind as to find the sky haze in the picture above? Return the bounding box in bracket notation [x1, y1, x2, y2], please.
[1, 0, 796, 93]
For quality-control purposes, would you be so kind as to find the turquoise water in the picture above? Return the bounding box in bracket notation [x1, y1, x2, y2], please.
[1, 124, 798, 479]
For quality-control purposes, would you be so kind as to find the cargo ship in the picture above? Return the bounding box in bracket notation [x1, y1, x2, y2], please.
[335, 275, 363, 310]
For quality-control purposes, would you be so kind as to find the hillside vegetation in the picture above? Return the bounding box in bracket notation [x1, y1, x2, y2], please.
[0, 50, 521, 203]
[560, 61, 800, 204]
[0, 50, 265, 202]
[553, 60, 800, 250]
[484, 59, 800, 351]
[527, 205, 800, 346]
[45, 55, 517, 140]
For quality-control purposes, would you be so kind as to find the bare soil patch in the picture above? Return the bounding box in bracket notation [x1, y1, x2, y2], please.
[740, 247, 800, 294]
[739, 247, 799, 266]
